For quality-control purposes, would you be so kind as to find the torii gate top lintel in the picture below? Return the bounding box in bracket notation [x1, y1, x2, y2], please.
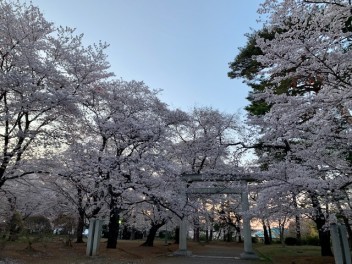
[180, 173, 256, 183]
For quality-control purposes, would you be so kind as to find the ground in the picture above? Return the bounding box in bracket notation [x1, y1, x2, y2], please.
[0, 238, 336, 264]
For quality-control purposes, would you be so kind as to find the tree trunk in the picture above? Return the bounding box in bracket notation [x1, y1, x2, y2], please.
[295, 215, 302, 245]
[268, 221, 272, 243]
[107, 207, 120, 249]
[76, 209, 85, 243]
[193, 227, 200, 242]
[226, 230, 232, 242]
[235, 225, 242, 243]
[140, 221, 165, 247]
[174, 226, 180, 244]
[209, 228, 213, 241]
[278, 219, 284, 246]
[76, 188, 85, 243]
[310, 193, 333, 256]
[193, 217, 200, 242]
[262, 220, 270, 245]
[293, 195, 302, 245]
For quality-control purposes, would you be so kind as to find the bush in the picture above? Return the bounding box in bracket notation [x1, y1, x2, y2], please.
[24, 216, 52, 234]
[7, 212, 23, 241]
[53, 214, 76, 235]
[304, 236, 320, 246]
[159, 230, 172, 239]
[285, 237, 298, 246]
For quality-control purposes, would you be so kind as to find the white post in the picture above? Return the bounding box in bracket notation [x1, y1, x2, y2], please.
[179, 216, 187, 251]
[331, 224, 352, 264]
[92, 220, 102, 255]
[173, 187, 191, 256]
[339, 225, 352, 264]
[331, 224, 344, 264]
[86, 219, 102, 256]
[240, 181, 258, 259]
[86, 219, 95, 256]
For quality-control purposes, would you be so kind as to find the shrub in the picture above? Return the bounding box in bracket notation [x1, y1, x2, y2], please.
[7, 212, 23, 241]
[285, 237, 298, 246]
[304, 236, 320, 246]
[24, 216, 52, 234]
[53, 214, 76, 235]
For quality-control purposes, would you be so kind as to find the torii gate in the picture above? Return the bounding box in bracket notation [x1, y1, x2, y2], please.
[174, 173, 258, 260]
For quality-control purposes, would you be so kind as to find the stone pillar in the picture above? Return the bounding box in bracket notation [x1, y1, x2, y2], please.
[240, 181, 258, 260]
[173, 187, 191, 256]
[331, 224, 352, 264]
[339, 225, 351, 264]
[179, 216, 187, 249]
[86, 219, 102, 256]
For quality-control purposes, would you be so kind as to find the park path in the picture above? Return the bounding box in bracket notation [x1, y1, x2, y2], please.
[146, 243, 269, 264]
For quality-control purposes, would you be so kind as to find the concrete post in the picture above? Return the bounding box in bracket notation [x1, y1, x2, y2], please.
[179, 216, 187, 250]
[173, 186, 191, 256]
[92, 219, 102, 255]
[338, 225, 351, 264]
[331, 224, 351, 264]
[86, 219, 102, 256]
[240, 181, 258, 260]
[331, 224, 344, 264]
[172, 216, 191, 255]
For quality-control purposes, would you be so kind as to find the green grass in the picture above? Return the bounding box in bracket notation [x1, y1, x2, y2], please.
[254, 244, 321, 261]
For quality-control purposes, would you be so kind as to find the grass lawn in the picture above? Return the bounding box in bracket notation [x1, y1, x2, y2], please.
[0, 237, 339, 264]
[0, 237, 180, 263]
[254, 244, 335, 264]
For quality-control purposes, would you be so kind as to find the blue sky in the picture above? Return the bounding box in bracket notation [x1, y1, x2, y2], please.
[26, 0, 263, 113]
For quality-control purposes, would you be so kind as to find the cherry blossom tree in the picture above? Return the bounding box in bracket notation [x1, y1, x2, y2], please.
[166, 107, 246, 243]
[60, 79, 186, 249]
[170, 107, 243, 174]
[0, 1, 112, 189]
[241, 0, 352, 256]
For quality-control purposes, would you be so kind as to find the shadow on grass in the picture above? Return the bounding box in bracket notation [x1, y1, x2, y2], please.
[254, 244, 335, 264]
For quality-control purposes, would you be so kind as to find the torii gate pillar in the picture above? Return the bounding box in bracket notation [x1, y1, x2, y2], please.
[240, 183, 258, 259]
[177, 173, 259, 259]
[173, 216, 192, 256]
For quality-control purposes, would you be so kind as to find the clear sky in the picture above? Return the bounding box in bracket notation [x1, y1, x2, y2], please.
[24, 0, 263, 114]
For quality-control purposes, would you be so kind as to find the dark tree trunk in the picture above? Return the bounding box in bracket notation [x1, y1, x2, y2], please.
[234, 215, 242, 243]
[193, 227, 200, 242]
[205, 229, 209, 242]
[268, 222, 272, 243]
[130, 229, 135, 240]
[293, 194, 301, 245]
[209, 227, 213, 241]
[226, 231, 232, 242]
[262, 220, 270, 245]
[317, 227, 332, 256]
[236, 226, 242, 243]
[295, 215, 302, 245]
[174, 226, 180, 244]
[310, 193, 333, 256]
[76, 209, 85, 243]
[193, 217, 200, 242]
[76, 188, 85, 243]
[141, 221, 165, 247]
[107, 207, 120, 249]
